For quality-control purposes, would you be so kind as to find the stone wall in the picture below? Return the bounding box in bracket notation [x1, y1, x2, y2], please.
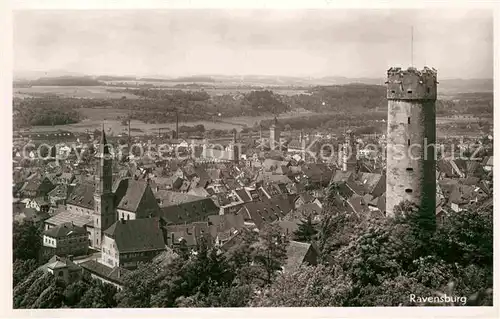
[386, 67, 437, 216]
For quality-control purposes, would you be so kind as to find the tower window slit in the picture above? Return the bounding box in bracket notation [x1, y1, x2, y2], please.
[407, 139, 411, 146]
[408, 117, 411, 124]
[407, 90, 412, 94]
[406, 168, 413, 172]
[405, 188, 413, 194]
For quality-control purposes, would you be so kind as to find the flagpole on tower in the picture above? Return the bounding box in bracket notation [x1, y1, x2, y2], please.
[411, 26, 414, 67]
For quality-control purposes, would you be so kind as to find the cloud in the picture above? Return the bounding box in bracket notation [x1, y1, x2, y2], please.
[13, 9, 493, 78]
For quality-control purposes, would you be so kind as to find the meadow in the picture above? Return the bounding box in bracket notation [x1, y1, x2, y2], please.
[14, 86, 140, 99]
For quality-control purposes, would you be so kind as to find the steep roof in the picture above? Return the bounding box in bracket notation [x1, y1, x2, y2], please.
[159, 197, 219, 225]
[347, 194, 370, 216]
[295, 202, 323, 218]
[114, 178, 150, 213]
[66, 182, 95, 209]
[80, 260, 129, 285]
[235, 188, 252, 203]
[44, 255, 80, 272]
[155, 190, 205, 207]
[449, 184, 479, 205]
[44, 222, 87, 238]
[104, 218, 165, 253]
[48, 183, 74, 199]
[237, 195, 294, 229]
[284, 241, 316, 272]
[358, 172, 383, 193]
[208, 212, 246, 232]
[331, 170, 354, 183]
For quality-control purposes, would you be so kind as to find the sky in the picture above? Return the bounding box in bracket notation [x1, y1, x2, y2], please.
[13, 9, 493, 79]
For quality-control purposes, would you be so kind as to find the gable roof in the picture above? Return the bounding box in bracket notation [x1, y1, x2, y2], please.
[45, 210, 93, 228]
[331, 170, 354, 183]
[347, 194, 370, 216]
[104, 218, 165, 253]
[237, 195, 294, 229]
[44, 255, 80, 272]
[234, 188, 252, 203]
[48, 183, 74, 199]
[208, 212, 246, 233]
[449, 184, 480, 205]
[358, 172, 383, 193]
[44, 222, 87, 238]
[159, 198, 219, 225]
[80, 260, 129, 285]
[66, 182, 95, 209]
[294, 202, 323, 218]
[284, 241, 316, 272]
[114, 178, 150, 212]
[482, 156, 493, 166]
[155, 190, 206, 207]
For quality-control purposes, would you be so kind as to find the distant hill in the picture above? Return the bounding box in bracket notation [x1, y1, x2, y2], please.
[13, 71, 493, 94]
[13, 70, 86, 81]
[139, 76, 215, 83]
[96, 75, 138, 81]
[14, 76, 104, 87]
[438, 79, 493, 94]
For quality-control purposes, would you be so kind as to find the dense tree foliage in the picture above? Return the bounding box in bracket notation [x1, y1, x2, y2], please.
[13, 97, 83, 127]
[15, 76, 104, 86]
[13, 220, 42, 262]
[13, 271, 118, 309]
[250, 264, 352, 307]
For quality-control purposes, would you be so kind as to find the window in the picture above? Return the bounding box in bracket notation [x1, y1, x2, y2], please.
[127, 215, 130, 220]
[406, 168, 414, 172]
[427, 87, 431, 93]
[391, 90, 396, 94]
[405, 189, 413, 194]
[407, 90, 412, 94]
[58, 271, 63, 277]
[408, 117, 411, 124]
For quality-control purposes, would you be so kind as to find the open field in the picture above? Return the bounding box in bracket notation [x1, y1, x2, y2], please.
[13, 86, 141, 99]
[20, 109, 317, 136]
[15, 84, 309, 99]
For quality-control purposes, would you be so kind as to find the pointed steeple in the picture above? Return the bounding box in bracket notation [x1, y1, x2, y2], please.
[272, 116, 278, 127]
[100, 124, 109, 155]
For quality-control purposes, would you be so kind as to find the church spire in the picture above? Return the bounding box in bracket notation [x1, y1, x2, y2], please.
[99, 124, 110, 156]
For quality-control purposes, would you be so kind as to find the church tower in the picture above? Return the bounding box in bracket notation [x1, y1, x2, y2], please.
[269, 117, 281, 151]
[92, 125, 116, 249]
[229, 129, 240, 163]
[341, 130, 357, 171]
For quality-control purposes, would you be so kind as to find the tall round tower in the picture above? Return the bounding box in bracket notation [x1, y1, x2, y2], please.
[385, 66, 437, 217]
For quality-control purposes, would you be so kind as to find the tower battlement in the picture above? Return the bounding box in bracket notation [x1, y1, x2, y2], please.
[386, 66, 438, 100]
